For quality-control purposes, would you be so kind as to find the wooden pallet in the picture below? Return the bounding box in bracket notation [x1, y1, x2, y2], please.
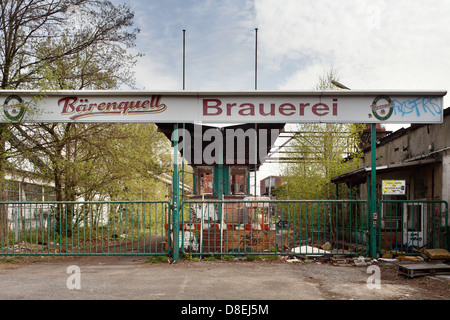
[397, 262, 450, 278]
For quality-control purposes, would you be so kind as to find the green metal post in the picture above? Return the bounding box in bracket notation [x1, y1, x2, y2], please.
[218, 148, 223, 219]
[182, 123, 185, 201]
[172, 124, 180, 261]
[247, 167, 251, 195]
[254, 124, 257, 196]
[370, 123, 377, 258]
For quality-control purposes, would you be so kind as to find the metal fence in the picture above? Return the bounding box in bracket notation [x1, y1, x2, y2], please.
[0, 201, 170, 256]
[378, 200, 449, 255]
[178, 200, 370, 256]
[1, 199, 448, 258]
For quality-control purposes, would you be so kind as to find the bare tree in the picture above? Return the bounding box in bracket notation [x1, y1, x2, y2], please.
[0, 0, 139, 89]
[0, 0, 140, 240]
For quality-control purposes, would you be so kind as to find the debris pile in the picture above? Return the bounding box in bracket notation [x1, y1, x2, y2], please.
[278, 254, 377, 266]
[278, 247, 450, 273]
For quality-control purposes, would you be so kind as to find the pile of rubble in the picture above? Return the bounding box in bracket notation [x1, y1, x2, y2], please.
[278, 247, 450, 279]
[378, 248, 450, 263]
[278, 254, 376, 266]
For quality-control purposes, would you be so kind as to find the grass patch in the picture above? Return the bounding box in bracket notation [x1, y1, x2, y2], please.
[145, 255, 171, 264]
[245, 254, 279, 261]
[0, 257, 18, 264]
[202, 255, 217, 261]
[220, 255, 235, 261]
[245, 255, 263, 261]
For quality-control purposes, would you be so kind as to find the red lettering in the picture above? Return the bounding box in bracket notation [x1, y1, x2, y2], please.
[238, 103, 255, 116]
[312, 103, 329, 116]
[299, 103, 309, 116]
[203, 99, 222, 116]
[106, 102, 117, 111]
[259, 103, 275, 116]
[333, 99, 338, 116]
[141, 100, 150, 110]
[58, 97, 77, 114]
[279, 103, 295, 116]
[227, 103, 236, 116]
[60, 95, 166, 121]
[125, 101, 141, 114]
[76, 99, 88, 112]
[118, 101, 128, 111]
[151, 96, 163, 109]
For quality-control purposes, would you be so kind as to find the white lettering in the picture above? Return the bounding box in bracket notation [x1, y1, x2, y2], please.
[66, 265, 81, 290]
[181, 304, 215, 317]
[366, 265, 381, 290]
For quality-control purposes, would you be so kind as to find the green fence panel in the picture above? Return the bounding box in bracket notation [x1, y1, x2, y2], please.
[0, 201, 171, 256]
[178, 200, 369, 257]
[4, 199, 445, 258]
[378, 200, 449, 255]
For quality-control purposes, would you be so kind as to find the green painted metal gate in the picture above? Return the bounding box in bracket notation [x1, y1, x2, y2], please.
[176, 199, 371, 257]
[1, 199, 448, 259]
[0, 201, 170, 256]
[378, 200, 449, 255]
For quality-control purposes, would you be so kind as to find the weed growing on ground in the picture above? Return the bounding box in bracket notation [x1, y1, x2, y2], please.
[245, 254, 279, 261]
[145, 256, 171, 264]
[202, 255, 216, 261]
[220, 255, 235, 261]
[0, 257, 17, 264]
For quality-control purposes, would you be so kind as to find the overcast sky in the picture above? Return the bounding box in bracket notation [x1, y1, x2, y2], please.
[126, 0, 450, 94]
[119, 0, 450, 186]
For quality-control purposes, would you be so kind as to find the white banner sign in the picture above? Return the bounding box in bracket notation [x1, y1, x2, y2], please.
[0, 90, 446, 123]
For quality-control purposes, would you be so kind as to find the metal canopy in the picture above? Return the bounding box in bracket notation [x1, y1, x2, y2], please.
[331, 158, 441, 186]
[156, 122, 285, 169]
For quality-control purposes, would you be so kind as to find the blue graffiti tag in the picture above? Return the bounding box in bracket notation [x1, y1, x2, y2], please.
[392, 97, 442, 118]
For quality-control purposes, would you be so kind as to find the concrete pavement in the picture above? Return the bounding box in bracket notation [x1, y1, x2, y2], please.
[0, 256, 448, 302]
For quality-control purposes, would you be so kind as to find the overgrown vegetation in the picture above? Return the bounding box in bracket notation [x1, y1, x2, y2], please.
[145, 256, 172, 264]
[0, 1, 189, 244]
[276, 67, 364, 201]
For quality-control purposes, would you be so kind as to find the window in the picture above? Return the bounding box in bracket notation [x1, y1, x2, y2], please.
[229, 166, 248, 195]
[195, 166, 214, 195]
[5, 180, 20, 201]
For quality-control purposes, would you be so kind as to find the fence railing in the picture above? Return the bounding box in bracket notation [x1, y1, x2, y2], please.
[378, 200, 449, 255]
[0, 201, 170, 256]
[1, 199, 447, 257]
[178, 200, 370, 256]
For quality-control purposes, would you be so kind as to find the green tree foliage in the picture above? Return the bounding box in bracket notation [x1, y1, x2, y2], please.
[0, 1, 177, 239]
[277, 68, 364, 200]
[0, 0, 139, 90]
[1, 0, 173, 200]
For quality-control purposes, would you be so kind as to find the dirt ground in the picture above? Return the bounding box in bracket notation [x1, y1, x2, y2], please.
[374, 261, 450, 298]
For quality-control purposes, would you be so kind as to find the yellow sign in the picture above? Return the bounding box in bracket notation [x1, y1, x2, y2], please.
[382, 180, 406, 195]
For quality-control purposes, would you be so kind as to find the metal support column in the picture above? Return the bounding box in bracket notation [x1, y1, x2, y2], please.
[370, 123, 377, 258]
[172, 124, 180, 261]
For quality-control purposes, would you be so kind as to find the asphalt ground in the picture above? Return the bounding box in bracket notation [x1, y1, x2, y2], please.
[0, 255, 448, 318]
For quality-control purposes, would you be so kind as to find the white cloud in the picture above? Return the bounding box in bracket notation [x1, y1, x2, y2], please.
[122, 0, 450, 181]
[254, 0, 450, 99]
[130, 0, 257, 91]
[133, 54, 180, 90]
